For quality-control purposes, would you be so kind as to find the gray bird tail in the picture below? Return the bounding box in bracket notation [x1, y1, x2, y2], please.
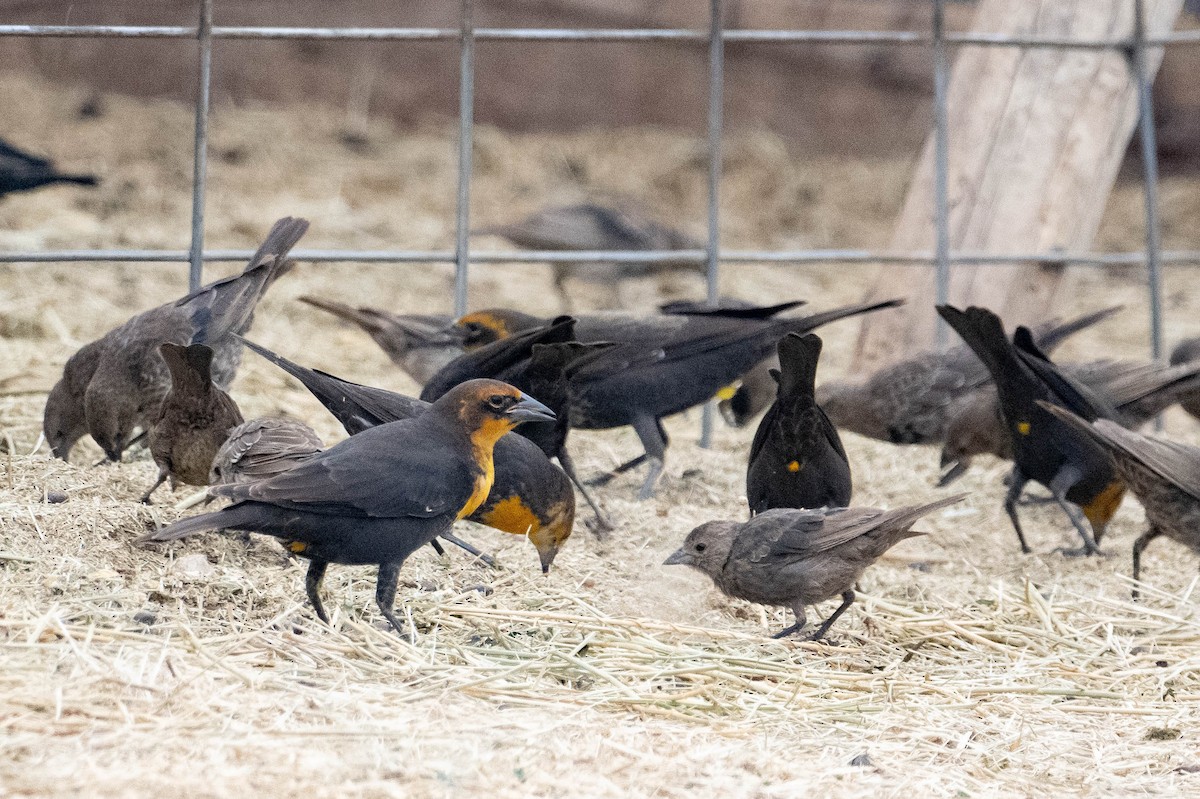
[879, 492, 969, 533]
[1033, 305, 1122, 354]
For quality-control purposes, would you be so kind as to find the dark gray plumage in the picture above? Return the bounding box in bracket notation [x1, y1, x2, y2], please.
[210, 417, 325, 485]
[0, 138, 98, 197]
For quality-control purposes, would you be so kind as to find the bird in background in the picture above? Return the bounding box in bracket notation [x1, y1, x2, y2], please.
[0, 137, 98, 197]
[1039, 402, 1200, 597]
[665, 494, 966, 641]
[1168, 336, 1200, 421]
[474, 202, 702, 310]
[298, 295, 462, 385]
[937, 305, 1124, 557]
[141, 343, 244, 504]
[938, 357, 1200, 486]
[817, 306, 1122, 446]
[240, 338, 576, 573]
[747, 333, 851, 514]
[140, 380, 555, 633]
[44, 216, 307, 463]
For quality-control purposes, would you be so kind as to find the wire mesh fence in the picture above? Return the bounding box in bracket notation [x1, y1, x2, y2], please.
[0, 0, 1190, 439]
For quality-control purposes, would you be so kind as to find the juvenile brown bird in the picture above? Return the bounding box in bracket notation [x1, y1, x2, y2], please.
[140, 380, 555, 633]
[43, 338, 108, 460]
[665, 494, 965, 641]
[75, 217, 307, 462]
[0, 137, 98, 197]
[747, 333, 851, 514]
[474, 202, 701, 308]
[242, 339, 576, 572]
[141, 343, 244, 503]
[817, 306, 1122, 445]
[937, 305, 1124, 556]
[210, 417, 324, 485]
[299, 295, 462, 385]
[1040, 403, 1200, 596]
[939, 358, 1200, 486]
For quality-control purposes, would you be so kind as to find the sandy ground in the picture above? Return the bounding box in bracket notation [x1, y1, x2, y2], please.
[2, 70, 1200, 797]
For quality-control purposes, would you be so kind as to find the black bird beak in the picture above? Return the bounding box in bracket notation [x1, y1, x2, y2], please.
[507, 394, 556, 423]
[937, 457, 969, 487]
[663, 548, 691, 566]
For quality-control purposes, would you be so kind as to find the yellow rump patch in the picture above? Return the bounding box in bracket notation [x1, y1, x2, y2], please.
[286, 541, 308, 554]
[480, 494, 541, 536]
[786, 460, 801, 473]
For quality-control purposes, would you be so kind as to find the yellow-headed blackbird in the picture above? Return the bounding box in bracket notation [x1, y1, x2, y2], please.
[474, 202, 701, 307]
[1039, 402, 1200, 597]
[939, 358, 1200, 486]
[298, 295, 462, 384]
[140, 379, 555, 632]
[210, 417, 324, 485]
[55, 217, 307, 463]
[816, 306, 1122, 445]
[0, 137, 98, 196]
[664, 494, 965, 640]
[937, 305, 1124, 556]
[241, 339, 575, 573]
[420, 316, 616, 530]
[1169, 337, 1200, 420]
[141, 344, 244, 503]
[747, 333, 851, 514]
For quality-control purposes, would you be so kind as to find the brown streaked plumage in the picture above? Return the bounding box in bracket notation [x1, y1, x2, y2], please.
[665, 494, 965, 641]
[1040, 402, 1200, 597]
[141, 343, 244, 503]
[210, 417, 324, 485]
[140, 380, 555, 633]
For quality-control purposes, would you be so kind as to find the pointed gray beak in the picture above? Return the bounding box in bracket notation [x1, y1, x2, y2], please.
[663, 548, 691, 566]
[507, 393, 556, 423]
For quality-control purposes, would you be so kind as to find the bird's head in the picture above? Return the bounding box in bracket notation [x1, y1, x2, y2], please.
[451, 309, 543, 350]
[44, 379, 88, 461]
[84, 379, 138, 463]
[663, 520, 738, 577]
[436, 379, 555, 450]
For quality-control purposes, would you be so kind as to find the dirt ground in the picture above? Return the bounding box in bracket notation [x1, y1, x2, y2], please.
[2, 69, 1200, 798]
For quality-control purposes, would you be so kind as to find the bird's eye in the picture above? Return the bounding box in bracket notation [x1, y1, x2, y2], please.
[487, 395, 507, 410]
[695, 542, 707, 553]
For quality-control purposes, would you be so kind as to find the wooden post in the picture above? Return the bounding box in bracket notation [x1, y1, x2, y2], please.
[853, 0, 1185, 370]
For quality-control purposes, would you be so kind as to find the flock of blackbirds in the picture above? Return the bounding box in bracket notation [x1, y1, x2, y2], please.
[33, 206, 1200, 643]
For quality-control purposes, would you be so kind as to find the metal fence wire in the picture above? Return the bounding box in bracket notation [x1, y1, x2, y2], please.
[0, 0, 1191, 442]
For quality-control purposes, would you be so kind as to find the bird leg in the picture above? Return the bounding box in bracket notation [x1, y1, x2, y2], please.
[305, 559, 330, 624]
[438, 531, 498, 568]
[631, 415, 668, 501]
[375, 561, 406, 635]
[1131, 525, 1164, 600]
[1002, 467, 1033, 554]
[803, 590, 857, 642]
[558, 448, 613, 535]
[588, 453, 647, 486]
[1048, 465, 1102, 557]
[771, 603, 808, 639]
[429, 539, 446, 556]
[139, 468, 170, 505]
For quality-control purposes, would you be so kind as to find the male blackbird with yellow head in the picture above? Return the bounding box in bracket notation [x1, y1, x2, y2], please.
[140, 343, 244, 504]
[140, 379, 555, 633]
[453, 299, 903, 499]
[937, 305, 1124, 556]
[240, 339, 576, 573]
[665, 494, 965, 641]
[1040, 402, 1200, 597]
[45, 217, 307, 463]
[747, 333, 851, 514]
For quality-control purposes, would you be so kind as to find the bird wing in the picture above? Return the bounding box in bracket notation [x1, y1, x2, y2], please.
[736, 508, 885, 561]
[1089, 420, 1200, 502]
[214, 420, 471, 519]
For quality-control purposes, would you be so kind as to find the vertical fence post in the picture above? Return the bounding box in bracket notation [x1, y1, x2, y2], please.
[188, 0, 214, 292]
[1131, 0, 1164, 365]
[454, 0, 476, 317]
[931, 0, 951, 349]
[699, 0, 724, 449]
